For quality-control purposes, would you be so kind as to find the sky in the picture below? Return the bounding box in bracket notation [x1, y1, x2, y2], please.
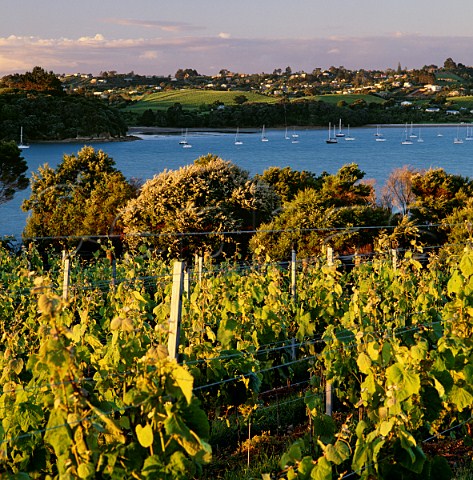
[1, 0, 473, 77]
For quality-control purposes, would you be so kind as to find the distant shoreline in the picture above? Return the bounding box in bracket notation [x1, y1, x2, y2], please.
[27, 123, 467, 143]
[128, 123, 466, 135]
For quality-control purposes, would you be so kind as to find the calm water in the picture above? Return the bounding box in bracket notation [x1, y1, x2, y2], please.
[2, 124, 473, 239]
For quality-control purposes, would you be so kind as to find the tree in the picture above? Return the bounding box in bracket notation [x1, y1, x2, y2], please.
[409, 168, 473, 224]
[0, 141, 28, 205]
[250, 164, 389, 260]
[0, 66, 62, 92]
[443, 58, 457, 71]
[254, 166, 320, 203]
[233, 95, 248, 105]
[22, 146, 136, 239]
[381, 165, 417, 215]
[120, 154, 279, 259]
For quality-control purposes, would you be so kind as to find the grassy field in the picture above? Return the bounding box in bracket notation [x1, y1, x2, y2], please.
[448, 96, 473, 109]
[124, 89, 384, 113]
[302, 93, 386, 104]
[125, 89, 279, 113]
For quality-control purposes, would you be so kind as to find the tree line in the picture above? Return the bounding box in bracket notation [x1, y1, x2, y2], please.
[7, 145, 473, 265]
[0, 67, 127, 143]
[135, 98, 462, 129]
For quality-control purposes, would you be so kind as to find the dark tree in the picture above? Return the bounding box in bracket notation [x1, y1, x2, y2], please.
[0, 141, 28, 205]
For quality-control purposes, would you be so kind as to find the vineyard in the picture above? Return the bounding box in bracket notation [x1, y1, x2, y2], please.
[1, 240, 473, 479]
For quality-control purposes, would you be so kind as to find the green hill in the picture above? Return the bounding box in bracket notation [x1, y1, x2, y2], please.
[125, 89, 279, 113]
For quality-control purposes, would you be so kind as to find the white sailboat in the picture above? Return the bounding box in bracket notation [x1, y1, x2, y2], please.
[454, 125, 464, 144]
[234, 127, 243, 145]
[409, 121, 417, 138]
[284, 126, 290, 140]
[261, 125, 269, 142]
[179, 128, 189, 145]
[181, 129, 192, 148]
[335, 118, 345, 137]
[325, 122, 338, 144]
[18, 126, 29, 149]
[291, 127, 299, 143]
[344, 125, 355, 141]
[417, 128, 424, 143]
[375, 125, 386, 141]
[466, 125, 473, 141]
[401, 124, 413, 144]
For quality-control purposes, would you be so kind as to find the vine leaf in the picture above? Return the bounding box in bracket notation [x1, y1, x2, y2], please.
[136, 423, 154, 448]
[460, 252, 473, 278]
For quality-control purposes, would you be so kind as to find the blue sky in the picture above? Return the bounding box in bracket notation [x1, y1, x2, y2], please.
[1, 0, 472, 76]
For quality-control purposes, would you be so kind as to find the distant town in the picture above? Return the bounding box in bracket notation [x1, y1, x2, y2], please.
[2, 58, 473, 142]
[56, 57, 473, 116]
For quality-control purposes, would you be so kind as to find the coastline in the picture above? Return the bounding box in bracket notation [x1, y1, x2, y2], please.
[27, 122, 467, 143]
[128, 123, 466, 135]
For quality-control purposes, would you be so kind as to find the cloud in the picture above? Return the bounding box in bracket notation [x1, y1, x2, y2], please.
[0, 33, 472, 76]
[103, 18, 204, 33]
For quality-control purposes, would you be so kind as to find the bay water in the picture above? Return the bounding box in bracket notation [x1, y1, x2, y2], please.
[2, 124, 472, 239]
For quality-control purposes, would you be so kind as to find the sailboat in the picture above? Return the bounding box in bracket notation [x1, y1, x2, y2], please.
[261, 125, 269, 142]
[375, 125, 386, 141]
[18, 127, 29, 149]
[417, 128, 424, 143]
[409, 121, 417, 139]
[344, 125, 355, 141]
[454, 125, 464, 144]
[401, 124, 413, 144]
[291, 127, 299, 143]
[335, 118, 345, 137]
[465, 126, 473, 141]
[181, 129, 192, 148]
[325, 122, 338, 144]
[284, 126, 290, 140]
[179, 128, 188, 145]
[234, 127, 243, 145]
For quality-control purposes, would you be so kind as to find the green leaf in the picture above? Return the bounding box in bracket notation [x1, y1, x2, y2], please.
[398, 444, 426, 474]
[132, 290, 147, 303]
[379, 420, 394, 437]
[357, 352, 372, 374]
[77, 463, 95, 479]
[386, 363, 420, 398]
[447, 270, 464, 295]
[173, 364, 194, 404]
[325, 441, 350, 465]
[367, 341, 380, 362]
[460, 252, 473, 278]
[449, 385, 473, 411]
[217, 318, 238, 349]
[411, 341, 428, 361]
[136, 423, 154, 448]
[311, 456, 332, 480]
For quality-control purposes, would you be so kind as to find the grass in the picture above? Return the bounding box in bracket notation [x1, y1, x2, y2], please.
[123, 89, 385, 114]
[302, 93, 386, 105]
[124, 89, 279, 113]
[448, 96, 473, 110]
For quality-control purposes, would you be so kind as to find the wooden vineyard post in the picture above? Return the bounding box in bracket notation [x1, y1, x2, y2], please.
[326, 246, 333, 267]
[62, 252, 71, 300]
[325, 246, 333, 415]
[392, 248, 397, 272]
[197, 255, 203, 284]
[107, 249, 116, 288]
[183, 266, 191, 300]
[325, 379, 333, 416]
[291, 249, 297, 302]
[168, 261, 185, 360]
